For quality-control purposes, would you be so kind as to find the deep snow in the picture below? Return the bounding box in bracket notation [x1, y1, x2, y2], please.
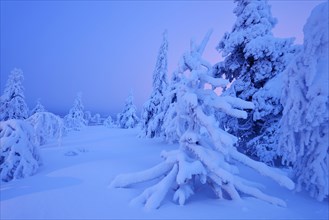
[1, 126, 328, 219]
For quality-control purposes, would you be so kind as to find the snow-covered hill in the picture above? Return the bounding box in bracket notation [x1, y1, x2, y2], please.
[1, 126, 328, 219]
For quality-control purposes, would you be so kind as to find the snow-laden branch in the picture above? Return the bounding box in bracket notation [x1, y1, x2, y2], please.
[199, 73, 229, 88]
[111, 29, 295, 209]
[110, 162, 173, 188]
[194, 106, 294, 191]
[230, 149, 294, 190]
[131, 164, 178, 210]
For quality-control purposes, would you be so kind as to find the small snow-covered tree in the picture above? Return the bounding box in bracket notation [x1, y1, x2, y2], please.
[0, 120, 42, 182]
[64, 93, 86, 131]
[279, 2, 328, 201]
[30, 99, 46, 116]
[0, 68, 29, 121]
[140, 30, 168, 138]
[214, 0, 296, 165]
[90, 113, 102, 125]
[27, 112, 64, 146]
[111, 31, 294, 209]
[117, 93, 139, 129]
[104, 115, 116, 128]
[84, 110, 92, 125]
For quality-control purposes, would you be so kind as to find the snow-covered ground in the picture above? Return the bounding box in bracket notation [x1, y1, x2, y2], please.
[1, 126, 328, 219]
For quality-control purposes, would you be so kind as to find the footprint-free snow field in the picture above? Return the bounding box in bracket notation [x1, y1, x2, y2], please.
[1, 126, 328, 219]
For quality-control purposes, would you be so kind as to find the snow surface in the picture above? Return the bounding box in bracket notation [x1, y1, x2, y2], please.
[1, 126, 327, 219]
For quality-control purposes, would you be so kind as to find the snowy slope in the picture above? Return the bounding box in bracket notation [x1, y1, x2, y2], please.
[1, 126, 328, 219]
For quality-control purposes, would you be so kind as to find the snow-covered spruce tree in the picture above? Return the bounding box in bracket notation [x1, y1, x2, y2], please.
[0, 120, 42, 182]
[0, 68, 29, 121]
[161, 70, 182, 143]
[64, 93, 86, 131]
[117, 93, 139, 129]
[140, 30, 168, 138]
[279, 2, 328, 201]
[111, 31, 294, 209]
[30, 99, 46, 116]
[104, 115, 116, 128]
[214, 0, 296, 165]
[27, 112, 64, 146]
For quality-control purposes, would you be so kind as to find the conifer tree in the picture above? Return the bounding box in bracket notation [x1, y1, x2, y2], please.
[279, 2, 328, 201]
[64, 93, 86, 131]
[0, 68, 29, 121]
[215, 0, 296, 165]
[103, 115, 116, 128]
[117, 93, 139, 129]
[140, 30, 168, 138]
[111, 31, 294, 209]
[30, 99, 46, 116]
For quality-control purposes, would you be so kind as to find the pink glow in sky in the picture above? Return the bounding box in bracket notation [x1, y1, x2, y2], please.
[0, 0, 324, 116]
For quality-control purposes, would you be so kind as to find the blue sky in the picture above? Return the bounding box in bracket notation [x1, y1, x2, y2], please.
[0, 0, 323, 116]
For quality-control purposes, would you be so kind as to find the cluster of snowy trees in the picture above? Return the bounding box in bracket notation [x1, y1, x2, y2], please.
[0, 67, 140, 181]
[112, 0, 328, 208]
[1, 0, 327, 208]
[0, 69, 63, 181]
[112, 31, 294, 209]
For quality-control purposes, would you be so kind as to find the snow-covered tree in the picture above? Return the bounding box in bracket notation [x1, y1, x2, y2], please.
[64, 93, 86, 131]
[111, 32, 294, 209]
[0, 68, 29, 121]
[140, 30, 168, 138]
[161, 71, 182, 143]
[84, 110, 92, 125]
[117, 93, 139, 129]
[90, 113, 102, 125]
[279, 2, 328, 201]
[27, 112, 64, 146]
[103, 115, 116, 128]
[161, 36, 194, 143]
[214, 0, 296, 165]
[0, 120, 42, 182]
[30, 99, 46, 116]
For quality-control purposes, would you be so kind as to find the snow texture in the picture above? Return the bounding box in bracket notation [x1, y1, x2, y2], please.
[279, 2, 328, 201]
[111, 31, 294, 209]
[2, 126, 327, 219]
[0, 68, 29, 121]
[0, 120, 42, 182]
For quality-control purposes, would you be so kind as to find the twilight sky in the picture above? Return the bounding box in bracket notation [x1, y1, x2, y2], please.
[0, 0, 323, 116]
